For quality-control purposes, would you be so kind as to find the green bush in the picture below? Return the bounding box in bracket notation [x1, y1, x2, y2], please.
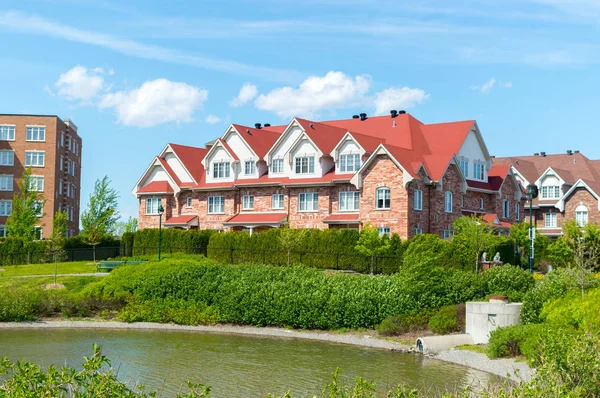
[541, 287, 600, 330]
[428, 305, 462, 334]
[133, 229, 215, 257]
[376, 312, 431, 336]
[484, 265, 535, 302]
[486, 324, 545, 361]
[402, 234, 449, 270]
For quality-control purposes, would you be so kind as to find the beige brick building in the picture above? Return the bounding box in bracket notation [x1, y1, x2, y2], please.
[134, 112, 525, 239]
[0, 114, 82, 238]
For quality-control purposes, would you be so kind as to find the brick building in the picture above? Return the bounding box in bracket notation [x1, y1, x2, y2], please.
[494, 151, 600, 237]
[0, 114, 82, 238]
[134, 112, 525, 239]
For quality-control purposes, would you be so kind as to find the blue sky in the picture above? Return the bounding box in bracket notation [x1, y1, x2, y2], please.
[1, 0, 600, 222]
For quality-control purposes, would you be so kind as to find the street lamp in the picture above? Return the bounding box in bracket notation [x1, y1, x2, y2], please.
[526, 183, 538, 273]
[158, 204, 164, 261]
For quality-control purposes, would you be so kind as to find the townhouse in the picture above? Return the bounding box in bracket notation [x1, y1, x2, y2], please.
[134, 111, 525, 239]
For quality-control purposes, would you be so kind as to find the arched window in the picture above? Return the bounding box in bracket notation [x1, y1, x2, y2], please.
[444, 191, 453, 213]
[576, 204, 588, 227]
[376, 187, 390, 209]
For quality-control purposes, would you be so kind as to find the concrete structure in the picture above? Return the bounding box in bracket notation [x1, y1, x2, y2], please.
[466, 301, 522, 344]
[134, 112, 525, 239]
[416, 334, 474, 355]
[0, 114, 82, 238]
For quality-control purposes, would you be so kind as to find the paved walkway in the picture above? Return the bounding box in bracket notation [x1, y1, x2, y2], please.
[1, 273, 109, 279]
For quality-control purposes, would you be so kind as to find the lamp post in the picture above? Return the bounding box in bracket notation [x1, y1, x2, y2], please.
[526, 183, 538, 273]
[158, 204, 164, 261]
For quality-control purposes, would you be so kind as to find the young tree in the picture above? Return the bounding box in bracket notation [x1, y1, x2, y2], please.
[5, 167, 45, 263]
[112, 217, 138, 238]
[81, 176, 119, 263]
[279, 225, 307, 266]
[560, 220, 600, 297]
[354, 224, 391, 274]
[453, 215, 494, 272]
[47, 210, 68, 285]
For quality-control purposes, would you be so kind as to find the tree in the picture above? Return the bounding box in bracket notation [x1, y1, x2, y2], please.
[453, 215, 494, 272]
[279, 225, 307, 266]
[5, 167, 45, 263]
[354, 224, 390, 274]
[560, 220, 600, 297]
[46, 210, 68, 285]
[113, 216, 138, 238]
[81, 176, 119, 263]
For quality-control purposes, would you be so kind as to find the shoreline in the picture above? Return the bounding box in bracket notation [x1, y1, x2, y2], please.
[0, 320, 532, 382]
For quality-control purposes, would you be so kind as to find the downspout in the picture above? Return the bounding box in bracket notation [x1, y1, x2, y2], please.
[428, 184, 432, 233]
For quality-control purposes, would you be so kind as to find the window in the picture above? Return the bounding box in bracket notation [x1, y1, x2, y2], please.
[66, 160, 76, 176]
[459, 159, 469, 178]
[460, 195, 464, 208]
[541, 186, 561, 199]
[576, 205, 588, 227]
[33, 226, 42, 240]
[208, 196, 225, 214]
[299, 192, 318, 212]
[442, 228, 455, 239]
[545, 212, 557, 228]
[0, 200, 12, 216]
[146, 198, 160, 215]
[271, 159, 284, 174]
[479, 198, 484, 210]
[25, 151, 45, 167]
[0, 225, 6, 237]
[272, 194, 284, 209]
[515, 203, 521, 221]
[0, 125, 15, 141]
[295, 156, 315, 174]
[212, 162, 230, 179]
[339, 154, 361, 172]
[59, 180, 63, 195]
[414, 224, 423, 235]
[0, 150, 14, 166]
[186, 197, 193, 208]
[339, 191, 360, 211]
[376, 187, 390, 209]
[242, 195, 254, 210]
[378, 227, 390, 237]
[502, 199, 510, 219]
[414, 189, 423, 211]
[34, 201, 43, 217]
[60, 132, 65, 147]
[30, 176, 44, 192]
[26, 126, 45, 141]
[473, 163, 485, 180]
[445, 191, 453, 213]
[244, 160, 256, 175]
[65, 183, 71, 198]
[0, 175, 13, 191]
[71, 185, 75, 199]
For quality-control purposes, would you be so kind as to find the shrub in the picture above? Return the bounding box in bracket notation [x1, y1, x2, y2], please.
[133, 229, 215, 257]
[486, 324, 545, 361]
[402, 234, 449, 271]
[484, 265, 535, 302]
[428, 305, 461, 334]
[541, 287, 600, 330]
[376, 312, 431, 336]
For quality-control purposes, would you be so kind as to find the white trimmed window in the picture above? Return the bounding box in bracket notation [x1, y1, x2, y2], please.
[576, 205, 588, 227]
[459, 159, 469, 178]
[34, 201, 43, 217]
[0, 200, 12, 216]
[25, 151, 45, 167]
[65, 183, 71, 198]
[299, 192, 318, 212]
[272, 194, 284, 209]
[339, 154, 361, 172]
[244, 160, 256, 175]
[186, 197, 193, 208]
[541, 186, 561, 199]
[242, 195, 254, 210]
[0, 150, 14, 166]
[545, 212, 557, 228]
[445, 191, 453, 213]
[59, 180, 63, 195]
[414, 224, 423, 235]
[502, 199, 510, 219]
[26, 126, 45, 141]
[71, 185, 75, 199]
[208, 196, 225, 214]
[212, 162, 230, 179]
[515, 203, 521, 221]
[0, 225, 6, 237]
[378, 227, 390, 237]
[145, 198, 160, 215]
[473, 163, 485, 181]
[60, 132, 65, 147]
[0, 175, 13, 191]
[460, 195, 464, 208]
[442, 228, 455, 239]
[30, 176, 44, 192]
[479, 198, 484, 210]
[414, 189, 423, 211]
[0, 125, 15, 141]
[339, 191, 360, 211]
[271, 159, 284, 174]
[376, 187, 391, 210]
[295, 156, 315, 174]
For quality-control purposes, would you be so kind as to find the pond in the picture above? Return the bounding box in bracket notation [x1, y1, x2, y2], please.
[0, 328, 498, 397]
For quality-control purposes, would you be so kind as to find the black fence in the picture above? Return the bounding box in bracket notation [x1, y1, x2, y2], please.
[0, 246, 122, 266]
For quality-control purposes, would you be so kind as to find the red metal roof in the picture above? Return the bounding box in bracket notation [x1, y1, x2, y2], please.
[323, 213, 360, 223]
[164, 215, 198, 225]
[223, 213, 287, 225]
[169, 143, 207, 183]
[156, 157, 182, 186]
[482, 213, 512, 228]
[231, 124, 281, 158]
[218, 139, 239, 160]
[138, 181, 173, 193]
[467, 165, 510, 191]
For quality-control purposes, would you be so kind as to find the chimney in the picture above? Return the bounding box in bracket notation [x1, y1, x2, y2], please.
[567, 150, 573, 155]
[574, 150, 580, 153]
[534, 153, 539, 156]
[390, 110, 398, 118]
[540, 152, 546, 157]
[255, 123, 262, 129]
[398, 110, 406, 114]
[359, 113, 367, 121]
[264, 123, 271, 127]
[352, 115, 360, 119]
[491, 155, 496, 158]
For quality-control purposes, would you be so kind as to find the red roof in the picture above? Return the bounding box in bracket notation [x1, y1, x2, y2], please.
[138, 181, 173, 193]
[223, 213, 287, 225]
[156, 157, 182, 186]
[467, 165, 510, 191]
[169, 143, 207, 183]
[323, 213, 360, 223]
[482, 214, 512, 228]
[164, 215, 198, 225]
[231, 124, 281, 158]
[218, 139, 239, 160]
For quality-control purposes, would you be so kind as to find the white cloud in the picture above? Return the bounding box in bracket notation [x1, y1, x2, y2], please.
[255, 71, 371, 119]
[55, 65, 105, 101]
[99, 78, 208, 127]
[471, 77, 513, 93]
[501, 81, 513, 88]
[373, 87, 429, 115]
[205, 114, 221, 124]
[229, 83, 258, 107]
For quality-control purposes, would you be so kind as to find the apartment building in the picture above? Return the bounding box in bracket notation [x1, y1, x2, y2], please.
[494, 150, 600, 237]
[134, 112, 525, 239]
[0, 114, 82, 238]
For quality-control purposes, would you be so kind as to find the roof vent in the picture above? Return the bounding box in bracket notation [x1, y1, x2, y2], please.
[491, 155, 496, 158]
[575, 150, 580, 153]
[390, 110, 398, 118]
[352, 114, 360, 119]
[246, 129, 250, 134]
[309, 123, 314, 129]
[255, 123, 262, 129]
[540, 152, 546, 157]
[567, 150, 573, 155]
[398, 110, 406, 114]
[534, 153, 539, 156]
[264, 123, 271, 127]
[359, 113, 367, 121]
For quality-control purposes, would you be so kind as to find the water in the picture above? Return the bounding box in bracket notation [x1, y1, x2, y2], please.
[0, 328, 497, 397]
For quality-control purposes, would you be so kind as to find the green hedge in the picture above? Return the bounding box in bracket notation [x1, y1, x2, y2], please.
[0, 238, 47, 265]
[131, 229, 216, 257]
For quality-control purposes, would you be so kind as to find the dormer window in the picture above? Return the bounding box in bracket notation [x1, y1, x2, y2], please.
[295, 156, 314, 174]
[541, 185, 560, 199]
[244, 160, 256, 175]
[339, 154, 361, 172]
[271, 159, 284, 174]
[473, 162, 485, 181]
[459, 159, 469, 178]
[213, 162, 230, 179]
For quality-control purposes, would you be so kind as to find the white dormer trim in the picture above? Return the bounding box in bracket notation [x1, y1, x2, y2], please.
[556, 179, 600, 212]
[265, 118, 303, 166]
[350, 144, 414, 189]
[535, 167, 566, 188]
[222, 125, 259, 160]
[288, 132, 322, 164]
[330, 132, 366, 158]
[200, 139, 239, 168]
[510, 166, 529, 187]
[131, 157, 180, 196]
[159, 144, 196, 184]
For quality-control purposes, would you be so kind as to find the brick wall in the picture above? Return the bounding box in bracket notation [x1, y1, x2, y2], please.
[494, 177, 523, 224]
[564, 188, 599, 224]
[429, 164, 462, 236]
[407, 172, 429, 237]
[288, 186, 332, 229]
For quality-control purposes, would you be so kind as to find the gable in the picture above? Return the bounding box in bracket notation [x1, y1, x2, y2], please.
[457, 130, 489, 170]
[164, 153, 193, 183]
[225, 130, 256, 161]
[268, 123, 304, 163]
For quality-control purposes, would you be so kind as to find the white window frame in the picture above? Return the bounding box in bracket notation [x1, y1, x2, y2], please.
[473, 162, 485, 181]
[479, 198, 484, 210]
[339, 191, 360, 211]
[414, 189, 423, 211]
[212, 162, 231, 179]
[0, 150, 14, 166]
[208, 196, 225, 214]
[0, 200, 12, 216]
[186, 197, 193, 208]
[295, 156, 315, 174]
[271, 158, 284, 174]
[414, 225, 423, 235]
[576, 205, 588, 227]
[26, 126, 46, 142]
[541, 185, 561, 199]
[0, 175, 13, 191]
[515, 203, 520, 221]
[33, 226, 42, 240]
[545, 212, 557, 228]
[25, 151, 45, 167]
[376, 187, 391, 210]
[60, 132, 65, 147]
[244, 160, 256, 176]
[502, 199, 510, 219]
[242, 195, 254, 210]
[445, 191, 453, 213]
[34, 201, 44, 217]
[30, 176, 44, 192]
[0, 125, 15, 141]
[378, 227, 391, 237]
[271, 193, 284, 210]
[299, 192, 318, 212]
[442, 229, 455, 239]
[459, 159, 469, 178]
[339, 153, 361, 173]
[0, 224, 6, 237]
[146, 198, 160, 215]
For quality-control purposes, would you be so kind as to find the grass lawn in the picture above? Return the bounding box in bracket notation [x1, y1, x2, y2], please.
[0, 275, 100, 291]
[0, 261, 97, 277]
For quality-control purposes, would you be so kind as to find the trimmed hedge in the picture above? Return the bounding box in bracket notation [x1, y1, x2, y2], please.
[131, 229, 216, 257]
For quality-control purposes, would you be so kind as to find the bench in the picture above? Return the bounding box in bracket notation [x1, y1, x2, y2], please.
[96, 261, 125, 273]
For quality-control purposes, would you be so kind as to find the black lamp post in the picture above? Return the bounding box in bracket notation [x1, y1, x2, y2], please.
[526, 183, 538, 273]
[158, 204, 164, 261]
